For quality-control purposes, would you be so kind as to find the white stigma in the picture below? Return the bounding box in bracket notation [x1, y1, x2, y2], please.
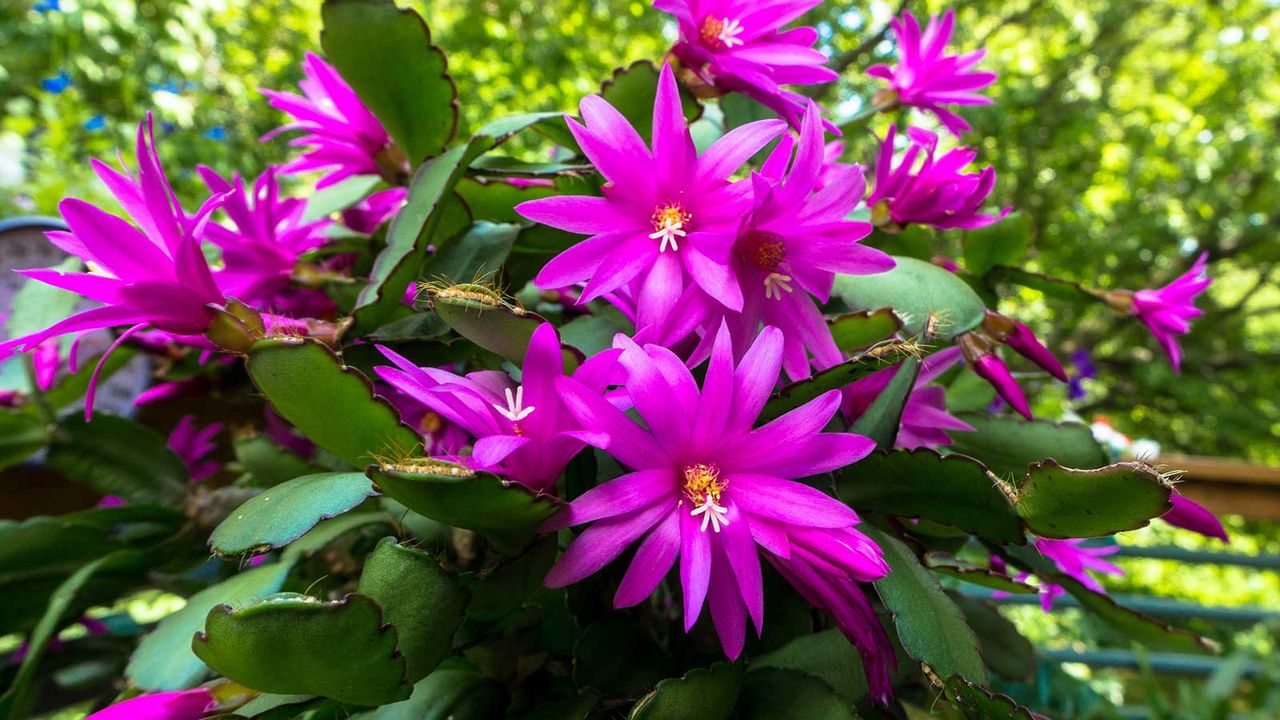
[649, 220, 686, 253]
[763, 272, 794, 300]
[493, 385, 535, 423]
[719, 17, 745, 48]
[690, 498, 730, 533]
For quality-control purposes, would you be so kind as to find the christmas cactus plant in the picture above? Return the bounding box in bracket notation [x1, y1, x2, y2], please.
[0, 1, 1226, 719]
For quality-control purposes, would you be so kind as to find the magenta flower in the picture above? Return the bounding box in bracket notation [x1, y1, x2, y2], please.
[1033, 538, 1123, 611]
[167, 415, 222, 483]
[656, 0, 836, 129]
[867, 10, 997, 135]
[382, 382, 470, 456]
[1162, 491, 1228, 543]
[0, 116, 225, 416]
[31, 339, 61, 391]
[375, 323, 621, 494]
[342, 187, 408, 234]
[263, 52, 402, 188]
[867, 125, 1009, 231]
[1121, 253, 1210, 373]
[843, 347, 974, 449]
[85, 688, 215, 720]
[516, 63, 786, 336]
[198, 166, 332, 316]
[542, 323, 888, 688]
[702, 101, 894, 380]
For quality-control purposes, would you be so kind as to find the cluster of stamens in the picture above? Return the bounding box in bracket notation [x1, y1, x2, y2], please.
[739, 230, 793, 300]
[682, 463, 729, 533]
[699, 16, 745, 49]
[492, 385, 535, 434]
[650, 204, 692, 253]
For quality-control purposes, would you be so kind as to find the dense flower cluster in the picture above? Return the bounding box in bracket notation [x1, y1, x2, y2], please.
[1, 3, 1223, 716]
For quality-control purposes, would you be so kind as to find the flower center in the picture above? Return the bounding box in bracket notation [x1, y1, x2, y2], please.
[420, 411, 444, 434]
[492, 385, 535, 433]
[699, 15, 745, 49]
[650, 203, 692, 253]
[682, 463, 729, 533]
[738, 230, 793, 300]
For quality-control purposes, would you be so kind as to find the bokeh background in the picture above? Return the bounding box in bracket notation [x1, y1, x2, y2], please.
[2, 0, 1278, 717]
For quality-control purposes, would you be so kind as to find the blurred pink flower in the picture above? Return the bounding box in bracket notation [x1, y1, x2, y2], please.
[85, 688, 215, 720]
[867, 10, 997, 135]
[1122, 253, 1210, 373]
[868, 125, 1009, 231]
[167, 415, 222, 482]
[342, 187, 408, 235]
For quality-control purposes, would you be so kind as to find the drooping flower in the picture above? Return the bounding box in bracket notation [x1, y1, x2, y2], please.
[867, 125, 1009, 232]
[1110, 253, 1210, 373]
[263, 52, 404, 188]
[867, 10, 997, 135]
[0, 116, 226, 416]
[656, 0, 837, 129]
[543, 324, 889, 697]
[980, 310, 1067, 382]
[1162, 491, 1228, 543]
[31, 338, 61, 391]
[198, 166, 333, 317]
[167, 415, 222, 482]
[1033, 538, 1123, 611]
[700, 101, 894, 379]
[957, 332, 1031, 420]
[843, 347, 974, 449]
[341, 187, 408, 234]
[516, 63, 786, 339]
[85, 688, 216, 720]
[375, 323, 621, 494]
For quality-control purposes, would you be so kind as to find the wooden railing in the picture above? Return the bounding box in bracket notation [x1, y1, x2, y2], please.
[1150, 454, 1280, 520]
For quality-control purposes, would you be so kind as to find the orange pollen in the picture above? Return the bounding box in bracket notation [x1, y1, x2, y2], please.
[681, 463, 726, 505]
[700, 16, 726, 47]
[739, 229, 786, 272]
[651, 204, 692, 232]
[420, 411, 443, 435]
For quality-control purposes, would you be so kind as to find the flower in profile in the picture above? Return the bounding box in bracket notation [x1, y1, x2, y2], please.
[980, 310, 1067, 382]
[375, 323, 621, 494]
[1162, 491, 1228, 543]
[705, 101, 894, 379]
[516, 63, 786, 339]
[263, 52, 403, 187]
[1109, 253, 1210, 373]
[85, 688, 215, 720]
[382, 381, 470, 456]
[31, 339, 61, 391]
[867, 125, 1009, 232]
[167, 415, 222, 482]
[958, 332, 1031, 420]
[0, 116, 226, 416]
[843, 347, 974, 449]
[656, 0, 837, 129]
[867, 10, 997, 135]
[198, 166, 332, 316]
[1021, 538, 1123, 611]
[543, 323, 889, 696]
[342, 187, 408, 234]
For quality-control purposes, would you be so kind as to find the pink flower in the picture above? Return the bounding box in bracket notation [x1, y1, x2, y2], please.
[0, 116, 226, 417]
[342, 187, 408, 234]
[1124, 253, 1210, 373]
[1033, 538, 1123, 610]
[381, 382, 470, 456]
[1162, 492, 1228, 542]
[867, 10, 997, 135]
[843, 347, 975, 449]
[85, 688, 216, 720]
[31, 338, 61, 391]
[375, 323, 622, 494]
[263, 52, 402, 188]
[657, 0, 837, 129]
[543, 323, 888, 694]
[198, 166, 333, 317]
[868, 125, 1009, 231]
[701, 101, 894, 380]
[167, 415, 222, 482]
[516, 63, 785, 339]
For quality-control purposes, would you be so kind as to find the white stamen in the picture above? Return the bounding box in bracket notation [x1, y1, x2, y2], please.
[763, 272, 794, 300]
[719, 17, 745, 48]
[649, 220, 686, 253]
[690, 499, 729, 533]
[492, 385, 535, 423]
